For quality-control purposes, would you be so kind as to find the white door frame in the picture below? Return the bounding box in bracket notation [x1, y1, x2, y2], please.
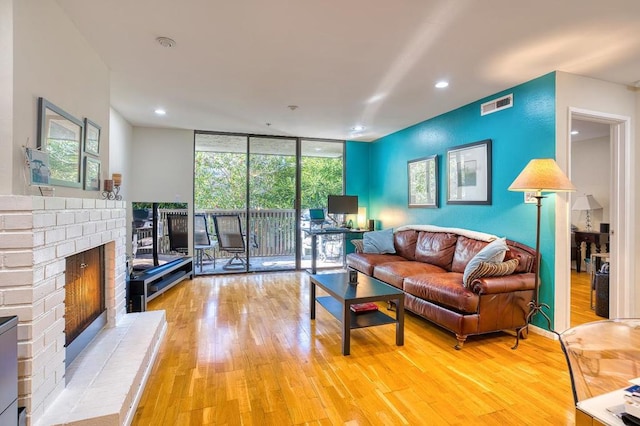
[556, 107, 633, 332]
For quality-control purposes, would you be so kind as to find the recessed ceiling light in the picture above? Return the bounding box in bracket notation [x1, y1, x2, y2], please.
[435, 81, 449, 89]
[571, 130, 579, 135]
[154, 108, 166, 116]
[351, 125, 365, 132]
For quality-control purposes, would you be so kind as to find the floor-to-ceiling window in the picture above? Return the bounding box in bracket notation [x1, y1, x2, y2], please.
[300, 139, 345, 270]
[194, 132, 344, 275]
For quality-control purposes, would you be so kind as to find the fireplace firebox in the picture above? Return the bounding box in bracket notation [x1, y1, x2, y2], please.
[65, 246, 107, 367]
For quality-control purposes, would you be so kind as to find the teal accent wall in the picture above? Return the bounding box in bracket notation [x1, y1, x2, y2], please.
[346, 72, 557, 328]
[345, 141, 371, 210]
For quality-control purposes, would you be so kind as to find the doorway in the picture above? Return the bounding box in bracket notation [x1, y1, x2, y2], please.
[569, 118, 610, 327]
[564, 108, 632, 329]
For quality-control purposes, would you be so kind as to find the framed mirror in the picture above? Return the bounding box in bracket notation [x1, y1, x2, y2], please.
[37, 98, 84, 188]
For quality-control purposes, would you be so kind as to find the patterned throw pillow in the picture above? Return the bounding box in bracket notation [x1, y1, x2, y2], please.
[463, 258, 519, 288]
[351, 239, 364, 253]
[462, 237, 509, 285]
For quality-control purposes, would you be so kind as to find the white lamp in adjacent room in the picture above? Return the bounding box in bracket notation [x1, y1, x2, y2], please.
[572, 194, 602, 232]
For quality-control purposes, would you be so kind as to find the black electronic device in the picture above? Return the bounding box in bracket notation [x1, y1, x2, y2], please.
[309, 208, 325, 223]
[327, 195, 358, 215]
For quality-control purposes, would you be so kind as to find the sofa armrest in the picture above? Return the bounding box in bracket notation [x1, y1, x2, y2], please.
[470, 273, 535, 295]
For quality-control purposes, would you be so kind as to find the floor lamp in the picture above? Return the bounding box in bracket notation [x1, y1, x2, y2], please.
[508, 159, 575, 349]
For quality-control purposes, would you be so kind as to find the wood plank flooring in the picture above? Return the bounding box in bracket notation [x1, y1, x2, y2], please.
[132, 272, 577, 425]
[570, 269, 603, 327]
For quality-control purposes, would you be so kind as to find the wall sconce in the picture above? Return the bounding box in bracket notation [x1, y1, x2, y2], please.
[102, 173, 122, 200]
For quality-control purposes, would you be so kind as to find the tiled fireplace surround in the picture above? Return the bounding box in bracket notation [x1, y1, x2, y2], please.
[0, 195, 164, 425]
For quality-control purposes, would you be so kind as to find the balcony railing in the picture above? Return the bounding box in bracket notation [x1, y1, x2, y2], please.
[151, 209, 298, 260]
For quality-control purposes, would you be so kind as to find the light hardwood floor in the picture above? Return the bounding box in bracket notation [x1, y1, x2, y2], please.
[570, 269, 603, 327]
[132, 272, 577, 425]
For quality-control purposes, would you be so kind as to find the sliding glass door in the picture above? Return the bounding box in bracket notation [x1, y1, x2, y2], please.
[300, 139, 344, 269]
[248, 136, 297, 272]
[194, 132, 344, 274]
[194, 133, 248, 274]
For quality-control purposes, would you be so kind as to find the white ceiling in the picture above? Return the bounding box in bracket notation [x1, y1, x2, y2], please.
[55, 0, 640, 142]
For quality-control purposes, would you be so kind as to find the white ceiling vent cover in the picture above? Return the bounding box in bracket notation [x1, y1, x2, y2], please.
[481, 93, 513, 116]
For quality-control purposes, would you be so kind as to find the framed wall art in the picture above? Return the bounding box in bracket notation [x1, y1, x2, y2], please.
[408, 155, 438, 208]
[37, 97, 84, 188]
[84, 118, 101, 156]
[83, 156, 101, 191]
[446, 139, 492, 205]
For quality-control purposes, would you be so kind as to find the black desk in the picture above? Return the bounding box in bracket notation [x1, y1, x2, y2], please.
[574, 231, 609, 273]
[303, 228, 366, 274]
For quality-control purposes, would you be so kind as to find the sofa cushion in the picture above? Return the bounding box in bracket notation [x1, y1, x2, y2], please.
[414, 232, 458, 270]
[463, 258, 519, 288]
[394, 229, 419, 260]
[373, 261, 447, 290]
[452, 236, 507, 273]
[404, 273, 479, 313]
[451, 237, 487, 273]
[346, 253, 408, 276]
[363, 229, 396, 254]
[504, 243, 535, 273]
[462, 237, 509, 285]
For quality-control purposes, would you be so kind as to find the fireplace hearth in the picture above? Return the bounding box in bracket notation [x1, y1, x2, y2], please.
[0, 196, 131, 424]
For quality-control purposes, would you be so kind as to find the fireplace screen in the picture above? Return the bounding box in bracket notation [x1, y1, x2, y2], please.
[65, 246, 105, 347]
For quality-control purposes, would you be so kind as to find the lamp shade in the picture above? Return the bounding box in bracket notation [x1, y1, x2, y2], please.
[508, 158, 576, 193]
[572, 194, 602, 211]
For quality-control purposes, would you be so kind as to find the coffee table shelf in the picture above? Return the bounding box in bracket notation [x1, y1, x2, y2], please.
[309, 271, 404, 355]
[316, 296, 397, 328]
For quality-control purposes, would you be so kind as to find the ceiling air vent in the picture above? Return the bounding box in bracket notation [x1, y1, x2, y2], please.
[481, 93, 513, 116]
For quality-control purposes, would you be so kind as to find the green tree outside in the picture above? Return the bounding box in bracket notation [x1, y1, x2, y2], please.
[194, 152, 343, 210]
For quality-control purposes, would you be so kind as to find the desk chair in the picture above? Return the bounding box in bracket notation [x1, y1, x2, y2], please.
[194, 214, 217, 271]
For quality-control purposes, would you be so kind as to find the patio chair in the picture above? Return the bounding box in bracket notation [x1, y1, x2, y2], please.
[167, 214, 189, 254]
[213, 214, 248, 269]
[194, 214, 217, 270]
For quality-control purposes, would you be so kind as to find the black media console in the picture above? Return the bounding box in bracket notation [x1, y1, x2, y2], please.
[126, 257, 193, 312]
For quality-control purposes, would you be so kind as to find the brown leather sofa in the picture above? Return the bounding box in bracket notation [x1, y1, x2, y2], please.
[346, 226, 537, 349]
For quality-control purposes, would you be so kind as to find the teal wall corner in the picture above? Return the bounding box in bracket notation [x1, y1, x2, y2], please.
[345, 140, 371, 211]
[359, 72, 558, 328]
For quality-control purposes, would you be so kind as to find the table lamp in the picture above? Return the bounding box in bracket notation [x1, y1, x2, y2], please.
[572, 194, 601, 232]
[508, 158, 575, 348]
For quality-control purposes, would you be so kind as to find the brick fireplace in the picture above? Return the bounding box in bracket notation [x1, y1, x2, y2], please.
[0, 195, 141, 424]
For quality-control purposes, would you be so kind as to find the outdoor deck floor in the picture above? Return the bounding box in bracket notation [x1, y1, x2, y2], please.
[194, 255, 344, 275]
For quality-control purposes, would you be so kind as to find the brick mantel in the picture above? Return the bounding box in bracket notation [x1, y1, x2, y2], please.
[0, 195, 127, 423]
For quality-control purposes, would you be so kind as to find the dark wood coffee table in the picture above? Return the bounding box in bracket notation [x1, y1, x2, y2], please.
[309, 271, 404, 355]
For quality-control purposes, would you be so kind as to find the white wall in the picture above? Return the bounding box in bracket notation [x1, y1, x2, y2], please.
[570, 135, 610, 230]
[109, 108, 133, 201]
[0, 0, 13, 195]
[555, 71, 637, 328]
[130, 127, 193, 205]
[12, 0, 110, 197]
